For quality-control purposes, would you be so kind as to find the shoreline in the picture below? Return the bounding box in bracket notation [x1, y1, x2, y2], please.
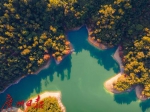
[104, 46, 124, 94]
[32, 59, 51, 75]
[53, 43, 74, 65]
[54, 48, 75, 65]
[0, 26, 77, 94]
[135, 85, 148, 101]
[112, 46, 124, 74]
[0, 59, 51, 94]
[104, 73, 123, 94]
[86, 27, 107, 50]
[66, 25, 84, 32]
[104, 46, 124, 93]
[1, 24, 148, 103]
[53, 25, 82, 64]
[104, 46, 148, 101]
[24, 91, 66, 112]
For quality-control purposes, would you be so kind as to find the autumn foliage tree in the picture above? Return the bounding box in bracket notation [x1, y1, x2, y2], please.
[25, 97, 63, 112]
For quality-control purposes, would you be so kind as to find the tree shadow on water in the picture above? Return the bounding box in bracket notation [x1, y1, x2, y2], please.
[139, 99, 150, 112]
[0, 55, 72, 108]
[0, 74, 43, 107]
[0, 26, 118, 108]
[68, 25, 119, 73]
[113, 90, 137, 104]
[0, 0, 74, 108]
[90, 46, 119, 73]
[67, 26, 89, 54]
[38, 55, 72, 85]
[55, 55, 72, 80]
[113, 90, 150, 112]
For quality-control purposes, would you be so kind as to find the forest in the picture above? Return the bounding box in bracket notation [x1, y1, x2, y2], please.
[0, 0, 150, 97]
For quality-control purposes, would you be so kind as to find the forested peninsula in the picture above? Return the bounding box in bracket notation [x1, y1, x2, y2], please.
[0, 0, 150, 98]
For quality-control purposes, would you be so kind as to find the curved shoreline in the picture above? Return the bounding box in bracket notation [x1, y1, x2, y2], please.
[104, 73, 123, 94]
[103, 46, 148, 101]
[135, 85, 148, 101]
[54, 44, 74, 65]
[104, 46, 124, 94]
[24, 91, 66, 112]
[86, 27, 107, 50]
[32, 59, 51, 75]
[53, 26, 81, 64]
[54, 48, 75, 65]
[0, 25, 101, 94]
[1, 25, 148, 103]
[0, 59, 51, 94]
[0, 48, 73, 94]
[112, 46, 124, 74]
[103, 46, 124, 94]
[0, 33, 75, 94]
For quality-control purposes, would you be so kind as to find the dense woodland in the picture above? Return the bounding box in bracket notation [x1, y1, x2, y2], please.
[25, 97, 63, 112]
[0, 0, 150, 97]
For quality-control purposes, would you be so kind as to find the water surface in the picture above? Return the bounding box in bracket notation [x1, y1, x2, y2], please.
[0, 26, 149, 112]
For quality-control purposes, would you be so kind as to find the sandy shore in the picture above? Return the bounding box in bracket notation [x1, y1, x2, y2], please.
[135, 85, 148, 101]
[86, 34, 124, 94]
[65, 26, 149, 101]
[24, 91, 66, 112]
[1, 107, 23, 112]
[86, 27, 107, 50]
[112, 46, 124, 74]
[104, 46, 124, 93]
[104, 47, 148, 100]
[85, 28, 126, 94]
[104, 73, 123, 93]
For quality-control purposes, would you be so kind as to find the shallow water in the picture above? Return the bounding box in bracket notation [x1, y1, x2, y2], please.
[0, 26, 150, 112]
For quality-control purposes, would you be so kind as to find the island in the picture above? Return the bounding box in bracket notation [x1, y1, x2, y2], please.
[1, 91, 65, 112]
[24, 91, 65, 112]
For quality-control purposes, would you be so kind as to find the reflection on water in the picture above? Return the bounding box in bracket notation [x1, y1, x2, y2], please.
[0, 26, 149, 112]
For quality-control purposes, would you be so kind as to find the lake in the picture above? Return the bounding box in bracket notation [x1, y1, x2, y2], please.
[0, 26, 149, 112]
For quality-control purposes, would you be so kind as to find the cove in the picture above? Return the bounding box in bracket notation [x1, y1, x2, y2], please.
[0, 26, 149, 112]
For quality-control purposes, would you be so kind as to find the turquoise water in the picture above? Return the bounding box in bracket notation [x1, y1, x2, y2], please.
[0, 26, 150, 112]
